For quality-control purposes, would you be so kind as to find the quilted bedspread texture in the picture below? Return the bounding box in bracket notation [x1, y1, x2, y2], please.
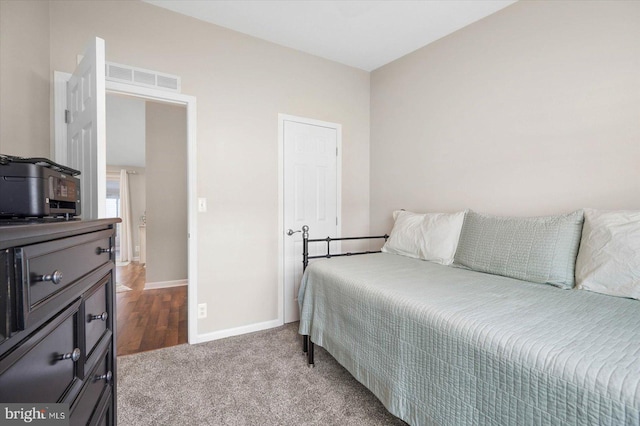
[298, 253, 640, 426]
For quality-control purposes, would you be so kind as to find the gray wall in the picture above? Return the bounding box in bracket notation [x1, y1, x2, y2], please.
[1, 0, 370, 334]
[370, 0, 640, 234]
[145, 102, 188, 284]
[47, 0, 370, 333]
[0, 0, 50, 157]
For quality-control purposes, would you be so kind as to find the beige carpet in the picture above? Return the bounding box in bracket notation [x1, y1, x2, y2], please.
[117, 322, 407, 425]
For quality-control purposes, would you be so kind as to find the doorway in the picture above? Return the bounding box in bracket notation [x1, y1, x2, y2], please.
[103, 84, 197, 350]
[53, 42, 198, 345]
[106, 93, 189, 355]
[105, 94, 145, 268]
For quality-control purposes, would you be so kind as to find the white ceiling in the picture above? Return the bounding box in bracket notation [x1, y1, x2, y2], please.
[143, 0, 518, 71]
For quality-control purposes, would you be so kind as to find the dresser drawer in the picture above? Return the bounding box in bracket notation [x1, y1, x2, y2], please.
[83, 276, 112, 362]
[70, 346, 113, 426]
[91, 392, 113, 426]
[20, 229, 113, 310]
[0, 299, 82, 403]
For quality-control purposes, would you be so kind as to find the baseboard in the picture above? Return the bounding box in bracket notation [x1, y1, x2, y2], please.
[195, 319, 283, 344]
[144, 279, 188, 290]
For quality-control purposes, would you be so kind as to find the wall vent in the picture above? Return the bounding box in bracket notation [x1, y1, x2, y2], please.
[106, 62, 181, 93]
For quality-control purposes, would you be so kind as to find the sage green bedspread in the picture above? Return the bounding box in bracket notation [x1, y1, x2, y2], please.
[298, 253, 640, 426]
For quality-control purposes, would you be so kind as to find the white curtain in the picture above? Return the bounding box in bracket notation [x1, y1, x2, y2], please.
[119, 169, 134, 263]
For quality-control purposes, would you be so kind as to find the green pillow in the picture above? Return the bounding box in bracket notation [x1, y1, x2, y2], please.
[453, 210, 584, 289]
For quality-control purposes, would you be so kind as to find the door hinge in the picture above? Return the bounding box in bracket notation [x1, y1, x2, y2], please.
[64, 109, 70, 124]
[336, 217, 338, 226]
[336, 146, 338, 156]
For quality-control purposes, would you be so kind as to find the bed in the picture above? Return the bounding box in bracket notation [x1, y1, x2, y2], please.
[297, 209, 640, 426]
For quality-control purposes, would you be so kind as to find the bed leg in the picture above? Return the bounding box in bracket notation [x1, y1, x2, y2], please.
[308, 340, 314, 367]
[302, 335, 308, 353]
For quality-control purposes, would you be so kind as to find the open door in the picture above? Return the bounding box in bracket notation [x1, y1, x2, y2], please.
[66, 37, 107, 219]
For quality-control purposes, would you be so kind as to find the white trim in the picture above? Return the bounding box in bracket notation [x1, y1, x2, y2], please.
[105, 81, 192, 106]
[277, 118, 285, 327]
[194, 319, 283, 344]
[277, 114, 342, 325]
[106, 84, 197, 345]
[54, 75, 199, 345]
[95, 38, 107, 219]
[144, 279, 188, 290]
[53, 71, 71, 163]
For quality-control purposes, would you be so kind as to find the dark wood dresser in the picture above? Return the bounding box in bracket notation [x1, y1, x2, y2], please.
[0, 219, 120, 425]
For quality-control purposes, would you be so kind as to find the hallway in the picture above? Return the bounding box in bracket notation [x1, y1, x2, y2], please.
[115, 262, 188, 356]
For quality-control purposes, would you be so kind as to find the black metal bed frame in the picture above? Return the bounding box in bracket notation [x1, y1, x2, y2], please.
[300, 225, 389, 366]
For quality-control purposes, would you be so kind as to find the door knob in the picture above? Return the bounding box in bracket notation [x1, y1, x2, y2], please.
[286, 229, 301, 236]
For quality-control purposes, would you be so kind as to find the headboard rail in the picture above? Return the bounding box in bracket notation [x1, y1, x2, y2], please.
[302, 225, 389, 271]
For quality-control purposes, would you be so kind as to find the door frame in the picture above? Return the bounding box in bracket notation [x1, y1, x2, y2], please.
[54, 77, 199, 345]
[277, 113, 342, 324]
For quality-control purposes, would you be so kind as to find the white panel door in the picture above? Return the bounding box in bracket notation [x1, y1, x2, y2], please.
[66, 37, 107, 219]
[283, 119, 338, 323]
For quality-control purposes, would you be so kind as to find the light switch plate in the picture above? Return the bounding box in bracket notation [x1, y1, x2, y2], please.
[198, 198, 207, 212]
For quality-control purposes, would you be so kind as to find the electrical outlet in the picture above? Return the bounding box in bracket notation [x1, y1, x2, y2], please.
[198, 303, 207, 319]
[135, 245, 140, 253]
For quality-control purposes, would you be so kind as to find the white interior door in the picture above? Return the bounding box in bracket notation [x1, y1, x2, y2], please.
[283, 118, 339, 323]
[66, 37, 107, 219]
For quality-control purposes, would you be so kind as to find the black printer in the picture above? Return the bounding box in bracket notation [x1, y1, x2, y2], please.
[0, 154, 81, 218]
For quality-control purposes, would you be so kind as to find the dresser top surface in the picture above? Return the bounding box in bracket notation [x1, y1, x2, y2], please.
[0, 218, 120, 249]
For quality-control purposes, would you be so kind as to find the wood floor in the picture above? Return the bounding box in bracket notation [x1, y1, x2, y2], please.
[115, 262, 188, 356]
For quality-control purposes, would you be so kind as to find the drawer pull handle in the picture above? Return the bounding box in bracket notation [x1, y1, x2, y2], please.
[41, 270, 63, 285]
[90, 312, 109, 322]
[95, 371, 113, 383]
[96, 246, 114, 255]
[58, 348, 81, 362]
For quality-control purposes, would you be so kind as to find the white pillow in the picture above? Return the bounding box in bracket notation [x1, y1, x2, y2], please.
[421, 211, 466, 265]
[575, 208, 640, 300]
[382, 210, 466, 265]
[381, 210, 425, 259]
